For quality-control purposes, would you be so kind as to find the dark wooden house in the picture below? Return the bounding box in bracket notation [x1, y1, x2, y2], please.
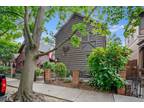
[55, 13, 106, 77]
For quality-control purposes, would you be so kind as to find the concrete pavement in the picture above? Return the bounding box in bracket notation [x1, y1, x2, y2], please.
[6, 77, 144, 102]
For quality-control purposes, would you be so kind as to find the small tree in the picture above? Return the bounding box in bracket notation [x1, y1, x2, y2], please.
[0, 65, 11, 74]
[55, 62, 67, 79]
[35, 67, 44, 77]
[88, 42, 131, 91]
[43, 61, 55, 72]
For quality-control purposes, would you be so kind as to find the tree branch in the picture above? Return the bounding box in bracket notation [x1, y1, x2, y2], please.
[0, 10, 23, 18]
[87, 41, 95, 48]
[32, 6, 46, 48]
[0, 20, 24, 37]
[0, 29, 9, 37]
[24, 6, 35, 47]
[35, 7, 97, 58]
[24, 7, 31, 38]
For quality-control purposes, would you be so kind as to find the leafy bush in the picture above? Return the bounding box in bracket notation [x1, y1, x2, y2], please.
[35, 67, 44, 76]
[0, 65, 11, 74]
[88, 42, 131, 91]
[55, 62, 67, 78]
[43, 61, 55, 72]
[66, 70, 71, 77]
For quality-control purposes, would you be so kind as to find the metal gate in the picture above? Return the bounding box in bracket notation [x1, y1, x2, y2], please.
[126, 60, 143, 97]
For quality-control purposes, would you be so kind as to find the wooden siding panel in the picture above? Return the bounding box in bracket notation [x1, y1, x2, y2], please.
[55, 14, 106, 77]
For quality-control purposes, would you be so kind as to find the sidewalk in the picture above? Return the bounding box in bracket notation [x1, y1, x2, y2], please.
[6, 77, 144, 102]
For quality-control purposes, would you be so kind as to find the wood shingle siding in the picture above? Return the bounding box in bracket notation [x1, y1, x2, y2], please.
[55, 13, 106, 77]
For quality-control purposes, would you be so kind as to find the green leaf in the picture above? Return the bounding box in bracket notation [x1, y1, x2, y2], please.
[70, 35, 81, 48]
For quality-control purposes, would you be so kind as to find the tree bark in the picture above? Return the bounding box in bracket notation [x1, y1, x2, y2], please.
[8, 46, 45, 102]
[8, 6, 46, 102]
[14, 46, 37, 101]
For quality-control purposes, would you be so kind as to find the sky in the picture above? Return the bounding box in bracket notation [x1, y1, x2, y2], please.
[16, 12, 127, 45]
[109, 19, 128, 45]
[45, 14, 127, 45]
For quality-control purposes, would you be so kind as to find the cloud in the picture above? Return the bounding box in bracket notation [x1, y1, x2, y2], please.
[15, 37, 24, 43]
[109, 25, 124, 33]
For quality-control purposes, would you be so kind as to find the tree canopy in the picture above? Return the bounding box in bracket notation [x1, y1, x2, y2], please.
[0, 6, 144, 49]
[0, 6, 144, 101]
[0, 39, 20, 64]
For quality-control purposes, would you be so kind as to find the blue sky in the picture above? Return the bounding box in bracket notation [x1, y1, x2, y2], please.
[16, 13, 127, 45]
[109, 19, 128, 45]
[45, 14, 127, 45]
[44, 13, 59, 35]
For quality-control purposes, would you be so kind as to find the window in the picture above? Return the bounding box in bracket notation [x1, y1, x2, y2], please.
[62, 46, 70, 56]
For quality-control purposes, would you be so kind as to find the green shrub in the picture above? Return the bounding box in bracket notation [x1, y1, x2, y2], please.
[0, 65, 11, 74]
[35, 67, 44, 76]
[55, 62, 67, 78]
[43, 61, 55, 72]
[66, 70, 71, 77]
[88, 42, 131, 91]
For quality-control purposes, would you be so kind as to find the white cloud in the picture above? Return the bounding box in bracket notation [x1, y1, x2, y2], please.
[109, 25, 124, 33]
[15, 37, 24, 43]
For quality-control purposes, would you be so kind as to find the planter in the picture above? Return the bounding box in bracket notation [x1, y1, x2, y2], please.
[72, 70, 80, 88]
[44, 69, 51, 83]
[117, 88, 126, 95]
[36, 76, 43, 81]
[117, 70, 126, 95]
[51, 72, 56, 78]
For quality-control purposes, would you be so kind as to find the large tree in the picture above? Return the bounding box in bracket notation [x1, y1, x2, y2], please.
[0, 6, 143, 101]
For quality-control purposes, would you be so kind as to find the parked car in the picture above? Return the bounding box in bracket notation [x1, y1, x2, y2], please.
[0, 74, 6, 96]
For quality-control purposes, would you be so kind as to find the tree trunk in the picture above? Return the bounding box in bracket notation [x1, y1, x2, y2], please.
[6, 6, 46, 102]
[16, 46, 36, 101]
[20, 47, 36, 89]
[9, 46, 44, 101]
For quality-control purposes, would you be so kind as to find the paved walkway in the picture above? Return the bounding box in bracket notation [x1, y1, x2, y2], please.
[6, 77, 144, 102]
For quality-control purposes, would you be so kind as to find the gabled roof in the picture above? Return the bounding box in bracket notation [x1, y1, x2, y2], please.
[54, 13, 85, 38]
[54, 13, 101, 38]
[18, 14, 84, 53]
[39, 41, 54, 52]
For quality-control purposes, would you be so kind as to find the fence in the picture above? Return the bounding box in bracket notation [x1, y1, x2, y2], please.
[125, 59, 143, 97]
